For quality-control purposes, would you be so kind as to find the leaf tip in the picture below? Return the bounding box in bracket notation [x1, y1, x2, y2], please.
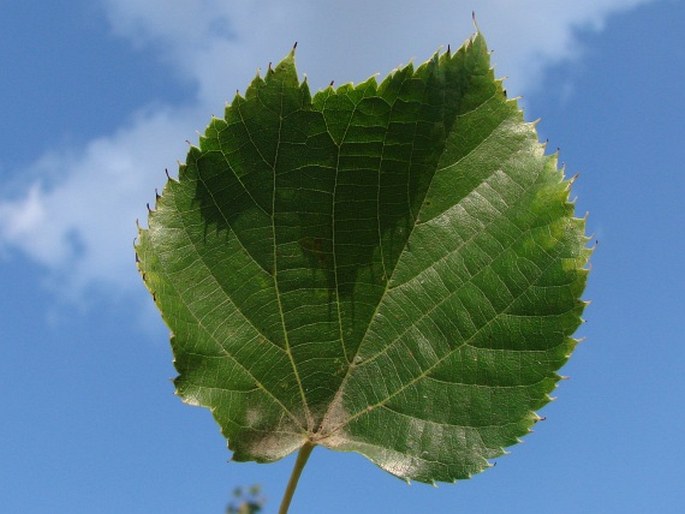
[471, 10, 480, 32]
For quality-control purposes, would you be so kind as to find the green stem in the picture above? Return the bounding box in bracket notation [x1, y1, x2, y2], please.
[278, 442, 315, 514]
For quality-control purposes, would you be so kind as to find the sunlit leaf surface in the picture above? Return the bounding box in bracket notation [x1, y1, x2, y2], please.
[137, 33, 589, 483]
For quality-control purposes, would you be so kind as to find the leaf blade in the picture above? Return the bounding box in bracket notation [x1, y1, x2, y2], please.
[137, 32, 590, 482]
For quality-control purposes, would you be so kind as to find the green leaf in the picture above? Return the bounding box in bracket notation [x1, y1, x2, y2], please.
[136, 32, 590, 484]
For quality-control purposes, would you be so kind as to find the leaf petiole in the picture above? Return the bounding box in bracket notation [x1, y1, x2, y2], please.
[279, 442, 315, 514]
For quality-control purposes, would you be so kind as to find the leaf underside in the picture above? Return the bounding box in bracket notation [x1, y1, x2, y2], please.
[137, 33, 590, 484]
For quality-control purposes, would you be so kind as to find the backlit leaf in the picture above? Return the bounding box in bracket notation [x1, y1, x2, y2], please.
[136, 32, 590, 483]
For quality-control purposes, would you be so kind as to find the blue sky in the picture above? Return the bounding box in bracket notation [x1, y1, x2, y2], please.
[1, 1, 683, 513]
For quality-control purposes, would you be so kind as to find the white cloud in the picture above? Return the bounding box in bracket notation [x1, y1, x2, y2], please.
[1, 106, 196, 294]
[0, 0, 658, 298]
[102, 0, 656, 97]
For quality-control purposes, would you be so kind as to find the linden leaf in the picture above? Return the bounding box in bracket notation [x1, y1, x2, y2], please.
[137, 33, 589, 483]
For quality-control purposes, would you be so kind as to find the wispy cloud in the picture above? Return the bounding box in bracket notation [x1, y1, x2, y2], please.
[0, 106, 195, 293]
[0, 0, 657, 298]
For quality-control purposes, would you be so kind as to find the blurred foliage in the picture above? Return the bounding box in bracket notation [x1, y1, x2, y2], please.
[226, 485, 264, 514]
